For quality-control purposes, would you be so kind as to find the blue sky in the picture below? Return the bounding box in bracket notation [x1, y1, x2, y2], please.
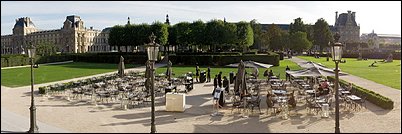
[1, 1, 401, 35]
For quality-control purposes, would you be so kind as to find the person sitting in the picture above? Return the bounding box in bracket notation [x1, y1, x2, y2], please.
[263, 69, 269, 77]
[288, 93, 296, 109]
[318, 80, 329, 96]
[268, 70, 274, 80]
[320, 80, 329, 89]
[340, 60, 346, 63]
[347, 83, 353, 91]
[369, 61, 378, 67]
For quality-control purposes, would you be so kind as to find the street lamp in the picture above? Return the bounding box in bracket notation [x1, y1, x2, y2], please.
[27, 42, 39, 133]
[331, 32, 343, 133]
[146, 32, 159, 133]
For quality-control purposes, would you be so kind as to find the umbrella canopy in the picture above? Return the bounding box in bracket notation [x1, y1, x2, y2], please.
[118, 56, 125, 78]
[225, 60, 273, 68]
[286, 61, 348, 77]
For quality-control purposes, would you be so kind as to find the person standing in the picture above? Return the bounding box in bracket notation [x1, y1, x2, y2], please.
[217, 71, 222, 88]
[213, 75, 218, 95]
[195, 65, 200, 83]
[207, 66, 211, 82]
[223, 76, 229, 93]
[211, 86, 223, 116]
[285, 65, 290, 81]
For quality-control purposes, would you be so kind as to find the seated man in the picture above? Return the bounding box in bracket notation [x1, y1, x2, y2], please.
[369, 61, 378, 67]
[263, 69, 269, 77]
[320, 80, 329, 89]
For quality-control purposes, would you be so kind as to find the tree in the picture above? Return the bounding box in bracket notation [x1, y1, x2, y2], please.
[305, 24, 314, 43]
[151, 22, 169, 54]
[289, 31, 312, 53]
[313, 18, 333, 54]
[289, 17, 307, 35]
[189, 20, 206, 52]
[167, 26, 177, 53]
[267, 24, 283, 51]
[250, 19, 263, 51]
[205, 20, 226, 52]
[281, 31, 291, 51]
[259, 31, 270, 51]
[109, 25, 124, 51]
[223, 22, 237, 51]
[175, 22, 191, 52]
[235, 21, 253, 52]
[35, 41, 57, 56]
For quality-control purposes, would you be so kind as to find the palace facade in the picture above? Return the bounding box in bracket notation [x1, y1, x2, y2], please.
[1, 15, 111, 54]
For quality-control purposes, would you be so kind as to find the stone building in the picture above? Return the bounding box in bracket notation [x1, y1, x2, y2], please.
[334, 10, 360, 44]
[360, 30, 401, 49]
[1, 15, 111, 54]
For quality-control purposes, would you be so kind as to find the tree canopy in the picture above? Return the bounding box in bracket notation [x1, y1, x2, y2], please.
[289, 17, 307, 35]
[313, 18, 333, 53]
[290, 31, 312, 53]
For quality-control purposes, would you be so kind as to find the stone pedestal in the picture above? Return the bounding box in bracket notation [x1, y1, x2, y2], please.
[166, 93, 186, 112]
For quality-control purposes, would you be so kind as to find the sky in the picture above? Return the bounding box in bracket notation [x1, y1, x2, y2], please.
[1, 1, 401, 35]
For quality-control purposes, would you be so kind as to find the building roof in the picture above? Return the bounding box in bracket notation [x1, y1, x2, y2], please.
[336, 13, 357, 26]
[102, 27, 112, 32]
[260, 24, 290, 31]
[14, 17, 35, 28]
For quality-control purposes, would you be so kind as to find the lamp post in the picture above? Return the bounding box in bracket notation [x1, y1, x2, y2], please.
[331, 32, 343, 133]
[27, 42, 39, 133]
[146, 32, 159, 133]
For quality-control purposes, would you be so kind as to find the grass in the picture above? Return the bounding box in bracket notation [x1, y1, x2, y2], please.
[1, 62, 140, 87]
[156, 59, 302, 80]
[298, 56, 401, 90]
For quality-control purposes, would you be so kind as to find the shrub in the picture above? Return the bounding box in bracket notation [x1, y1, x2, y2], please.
[327, 76, 394, 109]
[38, 86, 46, 94]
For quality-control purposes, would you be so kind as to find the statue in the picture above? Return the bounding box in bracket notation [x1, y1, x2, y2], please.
[334, 32, 340, 43]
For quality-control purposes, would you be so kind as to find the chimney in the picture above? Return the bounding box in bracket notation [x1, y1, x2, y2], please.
[352, 12, 356, 20]
[90, 26, 93, 30]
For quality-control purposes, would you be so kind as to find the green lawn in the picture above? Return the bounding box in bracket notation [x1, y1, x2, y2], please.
[298, 56, 401, 90]
[156, 59, 302, 80]
[1, 62, 139, 87]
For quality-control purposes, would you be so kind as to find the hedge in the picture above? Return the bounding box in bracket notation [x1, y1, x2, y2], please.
[327, 76, 394, 110]
[1, 55, 30, 67]
[168, 53, 279, 66]
[1, 54, 74, 67]
[2, 51, 280, 67]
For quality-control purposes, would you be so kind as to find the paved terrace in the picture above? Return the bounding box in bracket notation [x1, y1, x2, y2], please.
[1, 60, 401, 133]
